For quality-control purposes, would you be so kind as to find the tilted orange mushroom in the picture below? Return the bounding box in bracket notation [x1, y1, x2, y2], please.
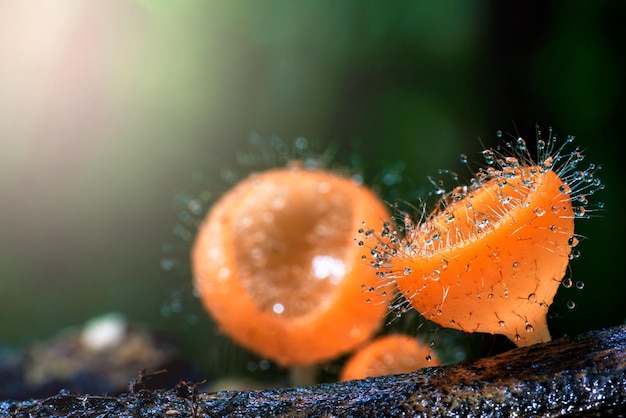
[192, 165, 392, 367]
[340, 334, 439, 381]
[365, 129, 603, 347]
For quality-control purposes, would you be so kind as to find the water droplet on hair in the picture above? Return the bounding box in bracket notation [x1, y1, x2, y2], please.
[562, 278, 573, 288]
[459, 154, 468, 164]
[567, 300, 576, 309]
[573, 207, 586, 218]
[403, 267, 412, 275]
[559, 184, 571, 194]
[505, 157, 519, 168]
[525, 323, 534, 333]
[161, 257, 175, 271]
[496, 130, 503, 138]
[533, 206, 546, 217]
[569, 249, 581, 260]
[537, 139, 546, 151]
[499, 320, 505, 327]
[425, 355, 432, 362]
[516, 138, 527, 151]
[575, 281, 585, 290]
[482, 149, 495, 165]
[512, 261, 520, 270]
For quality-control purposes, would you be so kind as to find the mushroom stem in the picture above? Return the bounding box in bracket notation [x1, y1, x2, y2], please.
[289, 365, 318, 387]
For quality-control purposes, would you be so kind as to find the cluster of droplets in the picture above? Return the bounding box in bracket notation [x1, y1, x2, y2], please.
[360, 127, 603, 321]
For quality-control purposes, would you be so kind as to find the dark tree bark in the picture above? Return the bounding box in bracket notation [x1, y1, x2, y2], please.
[3, 325, 625, 417]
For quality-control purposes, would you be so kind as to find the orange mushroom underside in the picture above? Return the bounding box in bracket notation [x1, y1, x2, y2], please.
[394, 167, 575, 347]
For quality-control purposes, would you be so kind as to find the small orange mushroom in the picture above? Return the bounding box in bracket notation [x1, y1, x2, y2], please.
[366, 131, 603, 347]
[192, 165, 392, 366]
[340, 334, 439, 381]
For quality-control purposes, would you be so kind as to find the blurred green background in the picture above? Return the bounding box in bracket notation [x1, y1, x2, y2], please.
[1, 0, 624, 378]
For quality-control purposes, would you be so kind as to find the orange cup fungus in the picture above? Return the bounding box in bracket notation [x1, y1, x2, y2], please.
[340, 334, 439, 381]
[192, 165, 392, 366]
[365, 131, 603, 347]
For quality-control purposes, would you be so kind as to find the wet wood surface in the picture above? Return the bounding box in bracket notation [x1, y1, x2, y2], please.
[2, 325, 625, 417]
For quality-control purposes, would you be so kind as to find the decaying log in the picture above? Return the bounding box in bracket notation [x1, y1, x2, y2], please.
[2, 325, 625, 417]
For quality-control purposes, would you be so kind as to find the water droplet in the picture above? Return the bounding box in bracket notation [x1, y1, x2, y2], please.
[294, 136, 308, 150]
[459, 154, 468, 164]
[562, 278, 573, 288]
[499, 320, 505, 327]
[576, 281, 585, 290]
[537, 139, 546, 151]
[187, 199, 203, 216]
[357, 241, 364, 247]
[567, 300, 576, 309]
[525, 323, 534, 333]
[559, 184, 571, 194]
[423, 270, 441, 281]
[436, 309, 442, 316]
[516, 138, 527, 151]
[439, 259, 449, 270]
[425, 355, 432, 362]
[534, 206, 546, 217]
[161, 258, 175, 271]
[568, 237, 579, 247]
[489, 251, 500, 261]
[496, 130, 503, 138]
[505, 157, 519, 168]
[403, 267, 412, 275]
[482, 149, 495, 165]
[569, 249, 581, 260]
[512, 261, 520, 270]
[574, 207, 586, 218]
[272, 303, 285, 314]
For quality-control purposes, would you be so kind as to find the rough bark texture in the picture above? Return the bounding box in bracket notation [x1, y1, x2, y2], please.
[2, 325, 625, 417]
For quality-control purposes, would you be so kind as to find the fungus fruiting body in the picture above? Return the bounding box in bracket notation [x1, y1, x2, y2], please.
[192, 166, 391, 366]
[340, 334, 439, 381]
[365, 130, 603, 347]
